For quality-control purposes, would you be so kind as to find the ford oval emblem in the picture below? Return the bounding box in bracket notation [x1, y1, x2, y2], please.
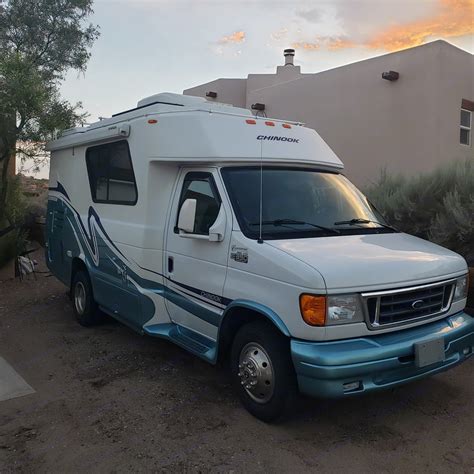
[412, 299, 425, 309]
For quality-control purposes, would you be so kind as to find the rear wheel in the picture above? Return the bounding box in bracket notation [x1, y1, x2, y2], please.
[72, 270, 103, 326]
[231, 320, 296, 422]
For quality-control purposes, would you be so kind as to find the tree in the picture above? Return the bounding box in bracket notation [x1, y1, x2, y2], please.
[0, 0, 99, 224]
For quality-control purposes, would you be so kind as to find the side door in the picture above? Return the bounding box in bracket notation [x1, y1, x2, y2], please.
[84, 140, 142, 328]
[46, 196, 68, 282]
[164, 169, 232, 339]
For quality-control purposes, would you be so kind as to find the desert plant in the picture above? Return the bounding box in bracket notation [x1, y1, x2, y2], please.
[365, 159, 474, 266]
[2, 174, 27, 225]
[0, 227, 28, 268]
[0, 175, 29, 266]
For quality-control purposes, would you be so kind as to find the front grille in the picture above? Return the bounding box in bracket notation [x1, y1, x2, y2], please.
[363, 280, 455, 329]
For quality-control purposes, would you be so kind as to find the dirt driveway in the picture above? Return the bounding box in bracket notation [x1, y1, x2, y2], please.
[1, 252, 473, 473]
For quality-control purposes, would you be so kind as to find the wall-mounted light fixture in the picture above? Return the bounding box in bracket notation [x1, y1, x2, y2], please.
[382, 71, 400, 81]
[251, 103, 266, 111]
[206, 91, 218, 98]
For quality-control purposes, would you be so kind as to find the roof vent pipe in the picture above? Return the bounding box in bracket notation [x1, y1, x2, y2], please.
[284, 48, 295, 66]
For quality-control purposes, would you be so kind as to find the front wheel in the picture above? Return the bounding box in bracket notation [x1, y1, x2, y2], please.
[231, 321, 297, 422]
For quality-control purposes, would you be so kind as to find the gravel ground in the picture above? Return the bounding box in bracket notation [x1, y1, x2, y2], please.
[0, 250, 473, 473]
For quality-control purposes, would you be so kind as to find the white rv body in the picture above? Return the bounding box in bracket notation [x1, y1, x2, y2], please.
[46, 93, 473, 412]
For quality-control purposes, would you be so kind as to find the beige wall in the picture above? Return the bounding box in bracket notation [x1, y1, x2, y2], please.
[184, 66, 307, 109]
[185, 41, 473, 186]
[245, 66, 306, 109]
[438, 43, 474, 167]
[185, 78, 247, 108]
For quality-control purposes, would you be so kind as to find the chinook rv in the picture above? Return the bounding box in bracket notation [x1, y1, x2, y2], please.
[46, 93, 473, 421]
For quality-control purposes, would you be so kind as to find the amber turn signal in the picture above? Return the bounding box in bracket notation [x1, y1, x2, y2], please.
[300, 294, 326, 326]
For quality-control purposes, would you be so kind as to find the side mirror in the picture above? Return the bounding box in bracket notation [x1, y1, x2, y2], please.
[177, 198, 196, 233]
[208, 205, 226, 242]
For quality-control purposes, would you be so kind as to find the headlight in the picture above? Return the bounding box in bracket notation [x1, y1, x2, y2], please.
[453, 275, 469, 302]
[327, 294, 364, 325]
[300, 293, 364, 326]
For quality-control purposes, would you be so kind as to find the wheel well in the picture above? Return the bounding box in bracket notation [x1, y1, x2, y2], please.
[70, 258, 87, 292]
[217, 307, 286, 365]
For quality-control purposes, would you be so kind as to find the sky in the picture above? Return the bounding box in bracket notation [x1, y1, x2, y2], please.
[20, 0, 474, 178]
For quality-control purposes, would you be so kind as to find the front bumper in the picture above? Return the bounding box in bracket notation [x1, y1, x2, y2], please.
[291, 312, 474, 398]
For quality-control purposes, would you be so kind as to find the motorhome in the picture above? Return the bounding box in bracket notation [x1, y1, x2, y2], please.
[46, 93, 473, 421]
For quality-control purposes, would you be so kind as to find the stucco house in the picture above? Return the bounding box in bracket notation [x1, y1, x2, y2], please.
[185, 40, 473, 186]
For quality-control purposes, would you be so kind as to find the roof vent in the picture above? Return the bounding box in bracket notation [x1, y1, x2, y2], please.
[284, 48, 295, 66]
[137, 93, 207, 108]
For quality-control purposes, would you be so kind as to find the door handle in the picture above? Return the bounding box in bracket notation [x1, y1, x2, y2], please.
[121, 265, 127, 284]
[168, 256, 174, 273]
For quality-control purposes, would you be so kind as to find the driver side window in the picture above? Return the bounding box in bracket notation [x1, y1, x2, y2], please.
[176, 173, 221, 235]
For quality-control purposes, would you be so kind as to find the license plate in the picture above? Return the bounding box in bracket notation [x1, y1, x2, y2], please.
[414, 337, 445, 368]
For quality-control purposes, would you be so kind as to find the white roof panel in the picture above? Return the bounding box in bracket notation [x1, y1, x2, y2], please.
[46, 94, 343, 170]
[147, 111, 343, 169]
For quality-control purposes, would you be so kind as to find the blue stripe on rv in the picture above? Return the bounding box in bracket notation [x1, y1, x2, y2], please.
[47, 193, 226, 329]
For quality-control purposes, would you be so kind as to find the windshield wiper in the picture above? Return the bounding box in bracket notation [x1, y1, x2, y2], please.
[334, 218, 397, 231]
[250, 219, 340, 235]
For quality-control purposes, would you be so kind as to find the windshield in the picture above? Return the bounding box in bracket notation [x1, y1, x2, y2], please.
[221, 167, 394, 240]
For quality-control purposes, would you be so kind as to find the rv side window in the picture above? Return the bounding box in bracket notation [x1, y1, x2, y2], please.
[176, 172, 221, 235]
[86, 140, 138, 205]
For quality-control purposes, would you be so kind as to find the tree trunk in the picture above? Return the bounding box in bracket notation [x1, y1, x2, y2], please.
[0, 110, 18, 225]
[0, 151, 12, 224]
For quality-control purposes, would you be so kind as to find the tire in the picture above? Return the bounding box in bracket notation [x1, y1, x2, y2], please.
[71, 269, 103, 326]
[231, 320, 297, 422]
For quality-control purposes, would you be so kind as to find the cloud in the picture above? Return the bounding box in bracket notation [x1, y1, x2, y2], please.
[212, 30, 246, 56]
[327, 37, 357, 50]
[218, 31, 246, 44]
[366, 0, 474, 51]
[295, 7, 323, 23]
[293, 36, 356, 51]
[270, 27, 288, 41]
[292, 41, 321, 51]
[293, 0, 473, 53]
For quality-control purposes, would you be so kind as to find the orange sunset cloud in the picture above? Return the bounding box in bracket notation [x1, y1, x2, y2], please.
[219, 31, 246, 44]
[293, 37, 356, 51]
[367, 0, 474, 51]
[293, 0, 473, 53]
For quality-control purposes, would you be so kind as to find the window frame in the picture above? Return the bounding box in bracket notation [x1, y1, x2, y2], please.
[174, 171, 222, 235]
[220, 165, 395, 241]
[85, 140, 138, 206]
[460, 108, 472, 147]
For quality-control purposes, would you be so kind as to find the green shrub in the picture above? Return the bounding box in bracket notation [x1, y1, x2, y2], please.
[0, 176, 29, 267]
[2, 175, 28, 226]
[0, 230, 16, 267]
[365, 159, 474, 266]
[0, 228, 28, 268]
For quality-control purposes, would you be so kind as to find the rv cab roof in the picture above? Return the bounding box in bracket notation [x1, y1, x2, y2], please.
[46, 93, 344, 171]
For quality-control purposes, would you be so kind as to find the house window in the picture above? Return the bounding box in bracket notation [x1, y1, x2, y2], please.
[460, 108, 471, 146]
[86, 140, 138, 205]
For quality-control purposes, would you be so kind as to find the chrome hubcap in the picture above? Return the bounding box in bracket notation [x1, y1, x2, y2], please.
[238, 343, 274, 403]
[74, 282, 86, 315]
